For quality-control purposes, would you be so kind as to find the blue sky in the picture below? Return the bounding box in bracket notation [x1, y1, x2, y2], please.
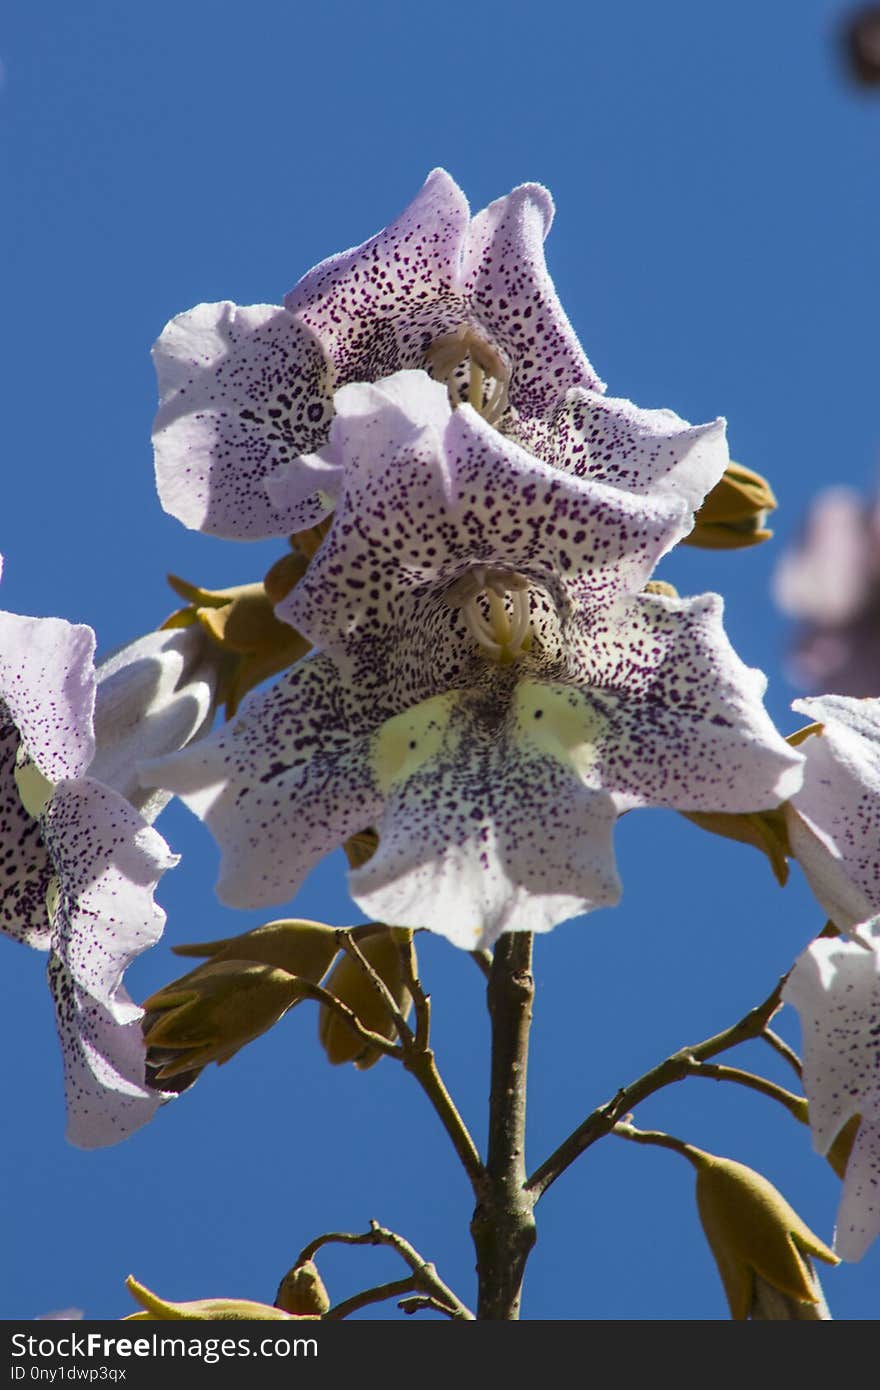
[2, 0, 879, 1320]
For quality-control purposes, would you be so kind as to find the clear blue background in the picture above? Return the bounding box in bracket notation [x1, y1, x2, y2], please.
[2, 0, 879, 1321]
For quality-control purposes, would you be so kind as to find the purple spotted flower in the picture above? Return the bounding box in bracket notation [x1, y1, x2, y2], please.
[0, 584, 218, 1146]
[152, 169, 602, 541]
[143, 375, 803, 948]
[781, 696, 880, 1259]
[783, 925, 880, 1261]
[784, 695, 880, 934]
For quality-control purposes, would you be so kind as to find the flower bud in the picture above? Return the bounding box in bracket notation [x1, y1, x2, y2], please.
[125, 1276, 311, 1321]
[172, 918, 339, 982]
[274, 1260, 330, 1316]
[318, 930, 412, 1069]
[164, 573, 310, 716]
[684, 461, 777, 550]
[142, 959, 307, 1081]
[689, 1148, 838, 1319]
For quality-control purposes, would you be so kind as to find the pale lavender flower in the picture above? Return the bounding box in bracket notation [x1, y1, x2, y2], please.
[783, 925, 880, 1261]
[784, 695, 880, 934]
[152, 169, 602, 541]
[0, 586, 218, 1146]
[144, 376, 802, 948]
[781, 694, 880, 1258]
[774, 487, 880, 695]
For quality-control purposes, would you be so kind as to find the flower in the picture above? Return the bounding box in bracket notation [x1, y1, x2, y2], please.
[774, 487, 880, 695]
[0, 583, 219, 1145]
[151, 169, 602, 541]
[783, 925, 880, 1260]
[143, 375, 802, 948]
[784, 695, 880, 934]
[779, 694, 880, 1258]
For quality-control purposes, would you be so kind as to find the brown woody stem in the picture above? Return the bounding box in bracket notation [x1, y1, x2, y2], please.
[470, 933, 536, 1319]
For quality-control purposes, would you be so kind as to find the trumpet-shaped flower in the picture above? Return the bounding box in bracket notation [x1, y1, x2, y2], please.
[143, 378, 802, 948]
[0, 591, 218, 1146]
[783, 924, 880, 1261]
[785, 695, 880, 934]
[780, 694, 880, 1259]
[152, 169, 602, 540]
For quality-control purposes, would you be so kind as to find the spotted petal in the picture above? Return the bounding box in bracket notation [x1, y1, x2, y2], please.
[140, 654, 384, 910]
[782, 927, 880, 1260]
[277, 372, 727, 655]
[0, 721, 53, 946]
[463, 182, 603, 415]
[152, 302, 334, 538]
[785, 696, 880, 933]
[351, 691, 620, 949]
[569, 592, 804, 813]
[0, 610, 96, 782]
[42, 779, 178, 1147]
[285, 168, 471, 386]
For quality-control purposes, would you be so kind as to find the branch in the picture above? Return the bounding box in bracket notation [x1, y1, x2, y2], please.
[761, 1027, 803, 1078]
[323, 1277, 417, 1320]
[291, 979, 401, 1060]
[687, 1060, 808, 1123]
[297, 1222, 474, 1320]
[336, 930, 484, 1192]
[471, 933, 536, 1319]
[525, 973, 790, 1200]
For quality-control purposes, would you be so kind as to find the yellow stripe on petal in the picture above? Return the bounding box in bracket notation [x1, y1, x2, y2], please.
[513, 682, 604, 781]
[372, 695, 456, 795]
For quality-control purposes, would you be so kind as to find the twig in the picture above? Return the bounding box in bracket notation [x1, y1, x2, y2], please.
[291, 979, 400, 1060]
[687, 1060, 808, 1123]
[612, 1120, 700, 1160]
[337, 930, 484, 1192]
[337, 930, 414, 1044]
[761, 1027, 803, 1078]
[398, 1295, 462, 1319]
[323, 1277, 418, 1320]
[392, 928, 431, 1052]
[297, 1221, 474, 1320]
[525, 973, 790, 1200]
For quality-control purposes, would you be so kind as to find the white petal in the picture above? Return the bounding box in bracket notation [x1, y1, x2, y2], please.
[284, 169, 471, 385]
[141, 655, 383, 909]
[41, 779, 178, 1147]
[351, 691, 621, 948]
[463, 182, 604, 410]
[789, 695, 880, 930]
[152, 301, 334, 538]
[0, 611, 96, 782]
[569, 593, 803, 812]
[0, 721, 53, 946]
[782, 928, 880, 1260]
[90, 626, 220, 818]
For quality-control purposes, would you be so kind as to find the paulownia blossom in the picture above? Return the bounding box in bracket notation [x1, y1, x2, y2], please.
[781, 695, 880, 1259]
[783, 923, 880, 1261]
[152, 169, 602, 541]
[144, 374, 803, 948]
[0, 577, 218, 1146]
[784, 695, 880, 934]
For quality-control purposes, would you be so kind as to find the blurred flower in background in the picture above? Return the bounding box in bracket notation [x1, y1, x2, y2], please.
[774, 486, 880, 695]
[843, 5, 880, 85]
